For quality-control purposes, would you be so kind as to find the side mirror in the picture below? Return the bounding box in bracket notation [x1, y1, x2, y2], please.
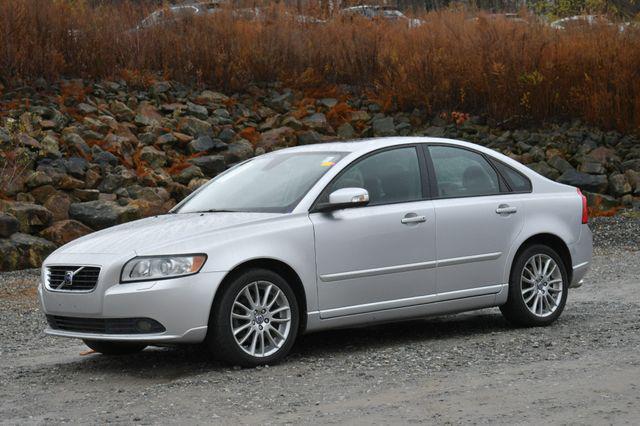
[317, 187, 369, 212]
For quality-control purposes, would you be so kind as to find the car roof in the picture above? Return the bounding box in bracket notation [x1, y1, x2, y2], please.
[274, 136, 549, 184]
[275, 136, 490, 155]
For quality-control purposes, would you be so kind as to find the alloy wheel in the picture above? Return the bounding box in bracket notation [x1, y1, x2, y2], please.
[230, 280, 292, 357]
[521, 254, 564, 318]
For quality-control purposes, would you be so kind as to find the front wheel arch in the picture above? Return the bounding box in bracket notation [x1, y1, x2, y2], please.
[208, 258, 308, 335]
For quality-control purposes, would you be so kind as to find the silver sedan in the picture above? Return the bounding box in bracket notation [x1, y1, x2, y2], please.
[40, 137, 592, 366]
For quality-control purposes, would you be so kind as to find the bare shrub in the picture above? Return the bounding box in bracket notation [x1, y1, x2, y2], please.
[0, 1, 639, 131]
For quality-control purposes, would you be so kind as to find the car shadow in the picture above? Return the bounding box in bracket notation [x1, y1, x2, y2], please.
[293, 310, 511, 358]
[37, 309, 513, 380]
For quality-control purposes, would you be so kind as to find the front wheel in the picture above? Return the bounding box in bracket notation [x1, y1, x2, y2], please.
[206, 268, 299, 367]
[500, 244, 569, 326]
[82, 339, 147, 355]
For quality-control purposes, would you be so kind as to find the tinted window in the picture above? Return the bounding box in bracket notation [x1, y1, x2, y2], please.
[321, 147, 423, 206]
[492, 160, 532, 192]
[429, 146, 500, 197]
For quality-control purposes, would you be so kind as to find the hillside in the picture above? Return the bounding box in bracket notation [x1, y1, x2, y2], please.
[1, 79, 638, 270]
[1, 1, 640, 271]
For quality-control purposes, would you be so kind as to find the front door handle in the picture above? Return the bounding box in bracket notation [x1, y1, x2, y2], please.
[496, 204, 518, 215]
[401, 214, 427, 224]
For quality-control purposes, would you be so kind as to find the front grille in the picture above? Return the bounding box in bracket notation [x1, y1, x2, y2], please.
[46, 266, 101, 291]
[46, 316, 166, 334]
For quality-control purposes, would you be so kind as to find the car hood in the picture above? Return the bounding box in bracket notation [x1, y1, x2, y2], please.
[55, 212, 283, 255]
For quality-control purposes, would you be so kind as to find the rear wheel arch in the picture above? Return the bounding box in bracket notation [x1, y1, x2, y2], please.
[511, 233, 572, 284]
[210, 258, 308, 334]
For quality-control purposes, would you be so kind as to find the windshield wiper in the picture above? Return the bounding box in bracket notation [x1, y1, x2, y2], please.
[194, 209, 239, 213]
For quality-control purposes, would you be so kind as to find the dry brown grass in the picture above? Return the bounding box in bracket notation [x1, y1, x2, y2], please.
[1, 1, 640, 131]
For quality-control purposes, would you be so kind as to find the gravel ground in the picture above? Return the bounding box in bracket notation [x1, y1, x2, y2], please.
[0, 216, 639, 425]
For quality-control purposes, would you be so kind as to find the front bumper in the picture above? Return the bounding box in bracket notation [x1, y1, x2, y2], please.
[40, 269, 226, 344]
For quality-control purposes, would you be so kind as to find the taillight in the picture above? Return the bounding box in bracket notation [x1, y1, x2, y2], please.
[577, 188, 588, 224]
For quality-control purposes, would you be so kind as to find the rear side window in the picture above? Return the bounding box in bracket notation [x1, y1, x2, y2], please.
[428, 146, 501, 198]
[491, 160, 532, 192]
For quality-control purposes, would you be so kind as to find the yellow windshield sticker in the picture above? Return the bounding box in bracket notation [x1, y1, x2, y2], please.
[320, 156, 336, 167]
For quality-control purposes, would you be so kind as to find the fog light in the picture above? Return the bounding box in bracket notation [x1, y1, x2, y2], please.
[136, 319, 154, 333]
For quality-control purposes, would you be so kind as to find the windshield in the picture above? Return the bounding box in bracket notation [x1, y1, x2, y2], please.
[176, 151, 346, 214]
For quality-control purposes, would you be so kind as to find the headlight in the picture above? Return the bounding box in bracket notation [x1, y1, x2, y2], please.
[120, 254, 207, 283]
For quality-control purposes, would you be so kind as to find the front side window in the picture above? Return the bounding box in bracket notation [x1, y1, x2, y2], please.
[176, 151, 346, 214]
[319, 147, 423, 206]
[429, 146, 500, 198]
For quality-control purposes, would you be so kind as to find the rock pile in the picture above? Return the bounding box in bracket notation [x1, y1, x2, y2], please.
[0, 79, 638, 270]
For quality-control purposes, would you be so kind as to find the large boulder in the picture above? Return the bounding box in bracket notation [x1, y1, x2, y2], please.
[547, 155, 574, 173]
[188, 155, 225, 176]
[2, 202, 53, 233]
[528, 162, 560, 180]
[198, 90, 228, 104]
[372, 116, 395, 136]
[0, 213, 19, 238]
[186, 102, 209, 120]
[588, 146, 620, 167]
[622, 159, 640, 172]
[62, 133, 91, 156]
[7, 233, 57, 270]
[217, 128, 236, 143]
[187, 136, 216, 154]
[337, 123, 355, 139]
[25, 171, 53, 189]
[608, 173, 632, 197]
[110, 100, 135, 121]
[172, 165, 204, 185]
[40, 135, 61, 158]
[178, 116, 213, 137]
[258, 127, 296, 151]
[302, 113, 328, 130]
[297, 130, 323, 145]
[578, 160, 605, 175]
[57, 174, 85, 190]
[40, 220, 93, 246]
[0, 239, 20, 271]
[30, 184, 59, 204]
[72, 189, 101, 202]
[127, 199, 167, 217]
[69, 200, 141, 230]
[583, 191, 619, 211]
[139, 146, 167, 168]
[223, 140, 254, 163]
[43, 193, 71, 222]
[625, 170, 640, 195]
[557, 170, 608, 193]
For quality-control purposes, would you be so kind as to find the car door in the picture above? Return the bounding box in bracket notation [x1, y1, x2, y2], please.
[425, 144, 526, 296]
[310, 146, 437, 318]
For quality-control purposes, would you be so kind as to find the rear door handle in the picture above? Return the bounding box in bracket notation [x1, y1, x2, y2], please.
[401, 214, 427, 224]
[496, 204, 517, 215]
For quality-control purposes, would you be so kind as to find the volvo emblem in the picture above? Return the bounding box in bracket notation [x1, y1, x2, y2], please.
[56, 266, 84, 289]
[63, 271, 74, 286]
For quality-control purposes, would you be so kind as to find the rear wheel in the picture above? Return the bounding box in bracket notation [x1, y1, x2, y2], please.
[82, 339, 147, 355]
[500, 244, 568, 326]
[206, 268, 299, 367]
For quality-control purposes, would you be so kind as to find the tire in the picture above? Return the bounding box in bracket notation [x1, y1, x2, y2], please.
[206, 268, 300, 367]
[82, 339, 147, 355]
[500, 244, 569, 327]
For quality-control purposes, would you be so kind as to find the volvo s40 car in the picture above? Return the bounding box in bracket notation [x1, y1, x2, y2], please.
[40, 137, 592, 366]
